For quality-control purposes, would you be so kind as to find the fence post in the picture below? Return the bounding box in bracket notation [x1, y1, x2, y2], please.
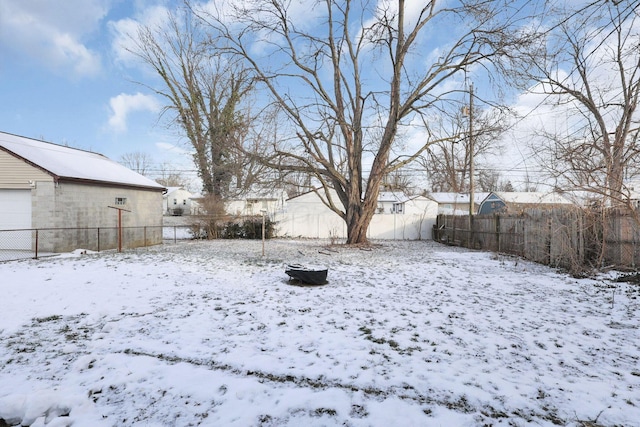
[34, 229, 39, 259]
[495, 214, 500, 252]
[97, 228, 101, 252]
[547, 217, 553, 265]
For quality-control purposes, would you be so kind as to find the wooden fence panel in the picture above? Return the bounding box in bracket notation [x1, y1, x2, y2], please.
[435, 207, 588, 271]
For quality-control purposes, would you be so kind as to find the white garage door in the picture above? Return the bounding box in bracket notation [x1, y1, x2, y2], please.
[0, 189, 32, 251]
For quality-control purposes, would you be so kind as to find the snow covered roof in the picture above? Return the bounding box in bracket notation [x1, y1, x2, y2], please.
[165, 187, 183, 194]
[231, 187, 288, 201]
[0, 131, 165, 191]
[491, 192, 572, 205]
[378, 191, 409, 203]
[427, 192, 490, 204]
[288, 189, 422, 204]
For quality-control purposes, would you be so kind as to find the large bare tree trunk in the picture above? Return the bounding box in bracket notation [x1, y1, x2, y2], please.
[193, 0, 527, 243]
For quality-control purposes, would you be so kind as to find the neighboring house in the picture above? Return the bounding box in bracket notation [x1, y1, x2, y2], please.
[623, 180, 640, 209]
[427, 192, 490, 215]
[276, 189, 438, 240]
[225, 188, 288, 217]
[477, 192, 573, 215]
[0, 131, 166, 252]
[377, 191, 410, 214]
[163, 187, 198, 215]
[371, 192, 439, 240]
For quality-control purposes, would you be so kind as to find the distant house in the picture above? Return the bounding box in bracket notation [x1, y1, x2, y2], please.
[0, 131, 165, 252]
[477, 192, 573, 215]
[225, 188, 288, 217]
[377, 191, 411, 214]
[276, 189, 438, 240]
[163, 187, 198, 215]
[427, 192, 490, 215]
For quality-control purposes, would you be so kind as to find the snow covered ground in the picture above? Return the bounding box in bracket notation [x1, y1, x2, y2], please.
[1, 239, 638, 427]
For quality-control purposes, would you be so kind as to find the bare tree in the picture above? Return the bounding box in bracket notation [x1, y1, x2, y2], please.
[194, 0, 528, 244]
[125, 9, 262, 201]
[509, 1, 640, 206]
[420, 105, 507, 192]
[119, 151, 154, 176]
[381, 170, 417, 195]
[155, 164, 188, 188]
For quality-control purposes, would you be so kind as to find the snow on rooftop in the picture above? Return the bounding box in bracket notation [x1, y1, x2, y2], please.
[0, 131, 164, 190]
[427, 192, 490, 204]
[493, 191, 571, 205]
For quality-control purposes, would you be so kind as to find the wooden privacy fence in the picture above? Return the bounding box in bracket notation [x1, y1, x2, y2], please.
[433, 208, 640, 272]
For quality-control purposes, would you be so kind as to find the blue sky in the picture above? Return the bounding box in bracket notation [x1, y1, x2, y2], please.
[0, 0, 194, 182]
[1, 0, 609, 193]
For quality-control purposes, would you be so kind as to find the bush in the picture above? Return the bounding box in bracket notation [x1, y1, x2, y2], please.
[190, 216, 275, 240]
[221, 217, 275, 239]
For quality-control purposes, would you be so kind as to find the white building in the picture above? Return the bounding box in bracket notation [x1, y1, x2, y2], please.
[427, 192, 490, 215]
[276, 189, 438, 240]
[163, 187, 199, 215]
[225, 188, 288, 217]
[0, 131, 165, 252]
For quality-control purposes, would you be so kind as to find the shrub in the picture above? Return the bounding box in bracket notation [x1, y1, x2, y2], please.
[190, 216, 275, 240]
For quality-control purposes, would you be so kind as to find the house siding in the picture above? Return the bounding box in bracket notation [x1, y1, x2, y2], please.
[0, 149, 52, 189]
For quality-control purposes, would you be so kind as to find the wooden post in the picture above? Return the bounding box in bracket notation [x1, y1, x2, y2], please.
[108, 206, 131, 252]
[118, 209, 122, 252]
[261, 210, 267, 257]
[495, 214, 500, 253]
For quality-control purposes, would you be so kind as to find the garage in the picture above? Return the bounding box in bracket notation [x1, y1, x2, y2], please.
[0, 189, 32, 230]
[0, 189, 32, 251]
[1, 131, 165, 258]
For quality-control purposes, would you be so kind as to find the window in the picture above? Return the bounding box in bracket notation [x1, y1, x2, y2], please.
[392, 203, 404, 214]
[115, 197, 127, 205]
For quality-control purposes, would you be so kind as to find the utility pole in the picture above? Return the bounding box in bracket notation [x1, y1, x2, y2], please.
[468, 82, 475, 219]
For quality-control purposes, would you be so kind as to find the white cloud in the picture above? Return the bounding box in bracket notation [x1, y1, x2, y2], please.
[156, 141, 192, 156]
[107, 92, 160, 133]
[109, 5, 171, 68]
[0, 0, 107, 76]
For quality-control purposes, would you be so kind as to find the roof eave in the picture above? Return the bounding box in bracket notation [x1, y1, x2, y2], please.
[57, 176, 166, 192]
[0, 145, 61, 181]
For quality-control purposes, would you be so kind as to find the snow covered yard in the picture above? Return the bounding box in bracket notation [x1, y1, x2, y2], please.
[1, 239, 639, 427]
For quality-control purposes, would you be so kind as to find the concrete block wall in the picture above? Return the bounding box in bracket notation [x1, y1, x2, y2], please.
[33, 181, 163, 252]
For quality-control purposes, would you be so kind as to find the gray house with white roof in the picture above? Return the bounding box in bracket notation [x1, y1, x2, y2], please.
[0, 131, 165, 253]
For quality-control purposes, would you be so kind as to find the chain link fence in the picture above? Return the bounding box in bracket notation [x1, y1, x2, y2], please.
[0, 226, 168, 262]
[1, 216, 273, 262]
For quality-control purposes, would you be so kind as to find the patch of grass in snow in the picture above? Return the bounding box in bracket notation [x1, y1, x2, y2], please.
[349, 404, 369, 418]
[33, 314, 62, 323]
[2, 313, 95, 364]
[357, 325, 423, 357]
[311, 407, 337, 417]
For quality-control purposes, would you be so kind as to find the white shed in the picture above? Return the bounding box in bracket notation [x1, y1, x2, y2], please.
[276, 189, 438, 240]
